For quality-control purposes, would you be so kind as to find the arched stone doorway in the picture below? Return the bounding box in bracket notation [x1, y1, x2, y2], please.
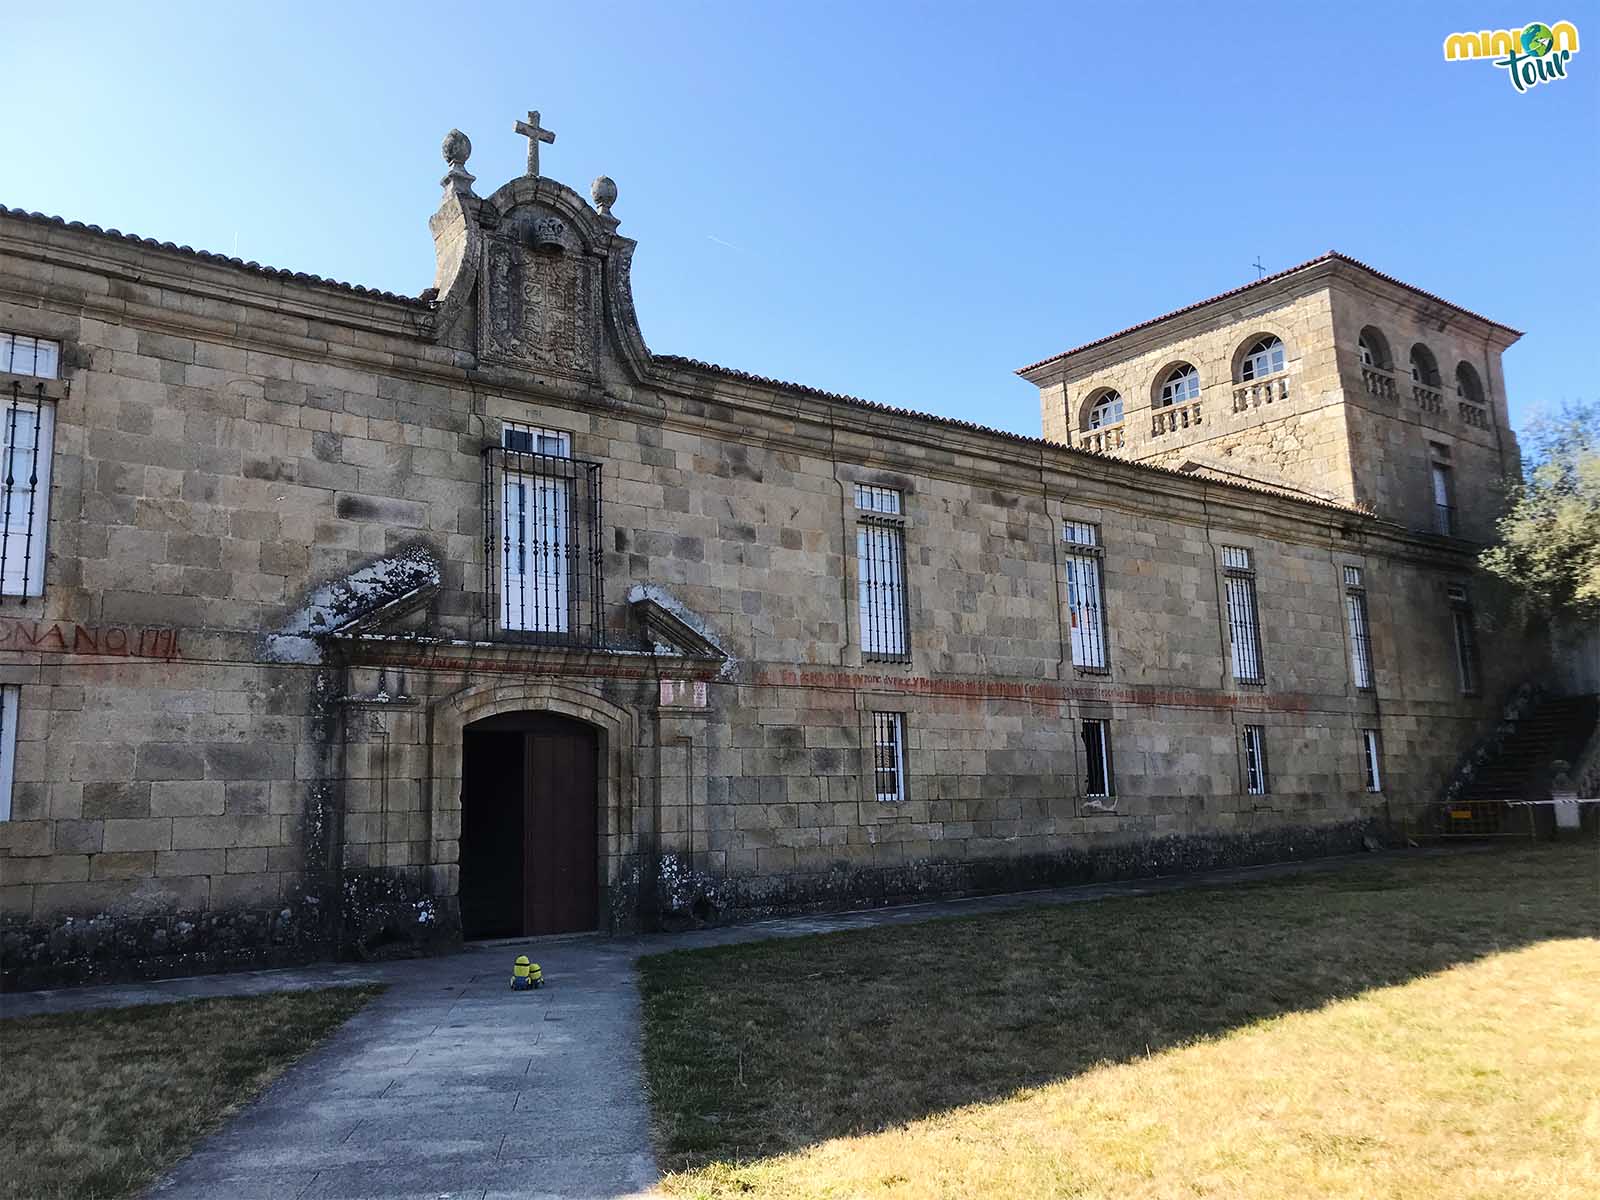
[458, 710, 600, 938]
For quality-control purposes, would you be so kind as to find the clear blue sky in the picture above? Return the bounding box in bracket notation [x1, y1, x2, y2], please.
[8, 3, 1596, 438]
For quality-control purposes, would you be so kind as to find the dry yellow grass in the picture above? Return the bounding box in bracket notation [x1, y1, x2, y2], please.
[642, 847, 1600, 1199]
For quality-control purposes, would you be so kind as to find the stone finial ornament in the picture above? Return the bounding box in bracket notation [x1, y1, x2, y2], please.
[440, 129, 476, 197]
[591, 176, 618, 217]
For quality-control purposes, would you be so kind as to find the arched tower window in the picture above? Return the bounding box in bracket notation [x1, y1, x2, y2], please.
[1409, 344, 1441, 387]
[1086, 390, 1124, 429]
[1238, 336, 1285, 381]
[1157, 364, 1200, 408]
[1357, 327, 1391, 369]
[1455, 362, 1485, 405]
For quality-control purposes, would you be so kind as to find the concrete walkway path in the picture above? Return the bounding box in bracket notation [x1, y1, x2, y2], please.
[1, 849, 1447, 1199]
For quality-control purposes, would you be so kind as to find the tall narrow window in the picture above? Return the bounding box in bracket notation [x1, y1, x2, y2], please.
[500, 425, 572, 634]
[872, 712, 906, 803]
[1431, 460, 1455, 536]
[1344, 566, 1374, 690]
[1242, 725, 1269, 796]
[856, 485, 908, 661]
[1448, 585, 1480, 695]
[0, 685, 17, 821]
[1361, 729, 1383, 793]
[1222, 546, 1264, 684]
[0, 367, 57, 598]
[1063, 522, 1108, 671]
[1081, 718, 1113, 797]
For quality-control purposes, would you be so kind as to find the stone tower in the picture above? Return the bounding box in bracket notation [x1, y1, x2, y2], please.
[1017, 253, 1522, 543]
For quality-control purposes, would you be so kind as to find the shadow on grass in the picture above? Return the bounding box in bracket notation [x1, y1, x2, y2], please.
[638, 844, 1599, 1173]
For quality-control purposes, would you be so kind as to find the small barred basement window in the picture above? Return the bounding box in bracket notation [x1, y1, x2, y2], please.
[872, 711, 906, 803]
[1081, 718, 1113, 797]
[1242, 724, 1270, 796]
[0, 684, 17, 821]
[1361, 729, 1383, 793]
[856, 485, 908, 661]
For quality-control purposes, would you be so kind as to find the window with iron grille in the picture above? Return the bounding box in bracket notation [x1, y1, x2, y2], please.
[483, 425, 605, 645]
[0, 684, 17, 821]
[0, 337, 58, 598]
[1431, 461, 1456, 535]
[1344, 565, 1374, 691]
[1361, 728, 1383, 793]
[872, 712, 906, 803]
[1063, 522, 1108, 671]
[1242, 724, 1269, 795]
[1081, 718, 1113, 797]
[1448, 584, 1479, 695]
[856, 485, 908, 661]
[1222, 546, 1264, 684]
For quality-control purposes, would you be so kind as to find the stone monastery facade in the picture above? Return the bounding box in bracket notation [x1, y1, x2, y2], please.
[0, 119, 1539, 986]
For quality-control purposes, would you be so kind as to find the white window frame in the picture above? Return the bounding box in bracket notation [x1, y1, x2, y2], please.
[1239, 336, 1285, 381]
[856, 485, 908, 661]
[1243, 724, 1269, 796]
[1081, 718, 1113, 797]
[500, 424, 573, 634]
[1087, 391, 1123, 429]
[1222, 546, 1264, 684]
[1448, 585, 1480, 695]
[1344, 566, 1374, 691]
[1063, 522, 1108, 671]
[872, 711, 906, 803]
[0, 334, 61, 380]
[1431, 461, 1455, 536]
[1358, 334, 1376, 368]
[0, 685, 17, 821]
[1158, 364, 1199, 408]
[1361, 729, 1383, 793]
[0, 390, 56, 598]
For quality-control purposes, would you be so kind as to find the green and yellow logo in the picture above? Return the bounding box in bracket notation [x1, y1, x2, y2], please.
[1443, 20, 1580, 92]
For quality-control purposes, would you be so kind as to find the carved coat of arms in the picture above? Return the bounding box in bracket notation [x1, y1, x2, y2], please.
[479, 230, 600, 378]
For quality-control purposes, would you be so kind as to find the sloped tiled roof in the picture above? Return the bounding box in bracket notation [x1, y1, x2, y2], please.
[0, 206, 433, 308]
[653, 355, 1367, 515]
[1016, 251, 1522, 376]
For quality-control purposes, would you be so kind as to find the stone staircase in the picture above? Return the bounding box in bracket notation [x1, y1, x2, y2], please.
[1457, 693, 1598, 803]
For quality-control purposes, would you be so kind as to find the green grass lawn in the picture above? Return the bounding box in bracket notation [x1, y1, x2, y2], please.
[0, 985, 382, 1200]
[640, 846, 1600, 1199]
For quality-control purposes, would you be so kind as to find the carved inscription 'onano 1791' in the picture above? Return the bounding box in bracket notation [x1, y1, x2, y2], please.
[0, 618, 182, 659]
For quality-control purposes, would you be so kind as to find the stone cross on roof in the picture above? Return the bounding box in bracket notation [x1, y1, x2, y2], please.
[513, 110, 556, 178]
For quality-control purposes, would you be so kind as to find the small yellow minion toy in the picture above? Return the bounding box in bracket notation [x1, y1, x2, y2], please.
[510, 955, 543, 990]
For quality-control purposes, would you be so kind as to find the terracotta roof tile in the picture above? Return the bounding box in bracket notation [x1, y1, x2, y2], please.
[1015, 251, 1521, 376]
[0, 205, 434, 309]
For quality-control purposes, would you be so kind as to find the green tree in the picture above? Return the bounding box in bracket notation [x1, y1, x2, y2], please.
[1480, 401, 1600, 619]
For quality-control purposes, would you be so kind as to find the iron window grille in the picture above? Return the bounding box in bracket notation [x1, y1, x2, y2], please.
[1243, 724, 1270, 795]
[482, 427, 605, 646]
[1343, 566, 1375, 691]
[0, 334, 60, 379]
[1082, 718, 1113, 797]
[0, 684, 15, 821]
[1, 380, 56, 599]
[1448, 584, 1480, 695]
[1063, 521, 1108, 671]
[1222, 546, 1264, 684]
[856, 485, 909, 662]
[872, 711, 907, 803]
[1361, 729, 1383, 793]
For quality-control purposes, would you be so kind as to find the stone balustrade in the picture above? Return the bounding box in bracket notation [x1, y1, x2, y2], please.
[1361, 366, 1397, 401]
[1413, 382, 1444, 414]
[1151, 401, 1202, 438]
[1232, 374, 1289, 413]
[1459, 401, 1490, 429]
[1078, 423, 1125, 453]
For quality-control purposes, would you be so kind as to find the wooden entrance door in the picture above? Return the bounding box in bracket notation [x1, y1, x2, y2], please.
[459, 712, 599, 937]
